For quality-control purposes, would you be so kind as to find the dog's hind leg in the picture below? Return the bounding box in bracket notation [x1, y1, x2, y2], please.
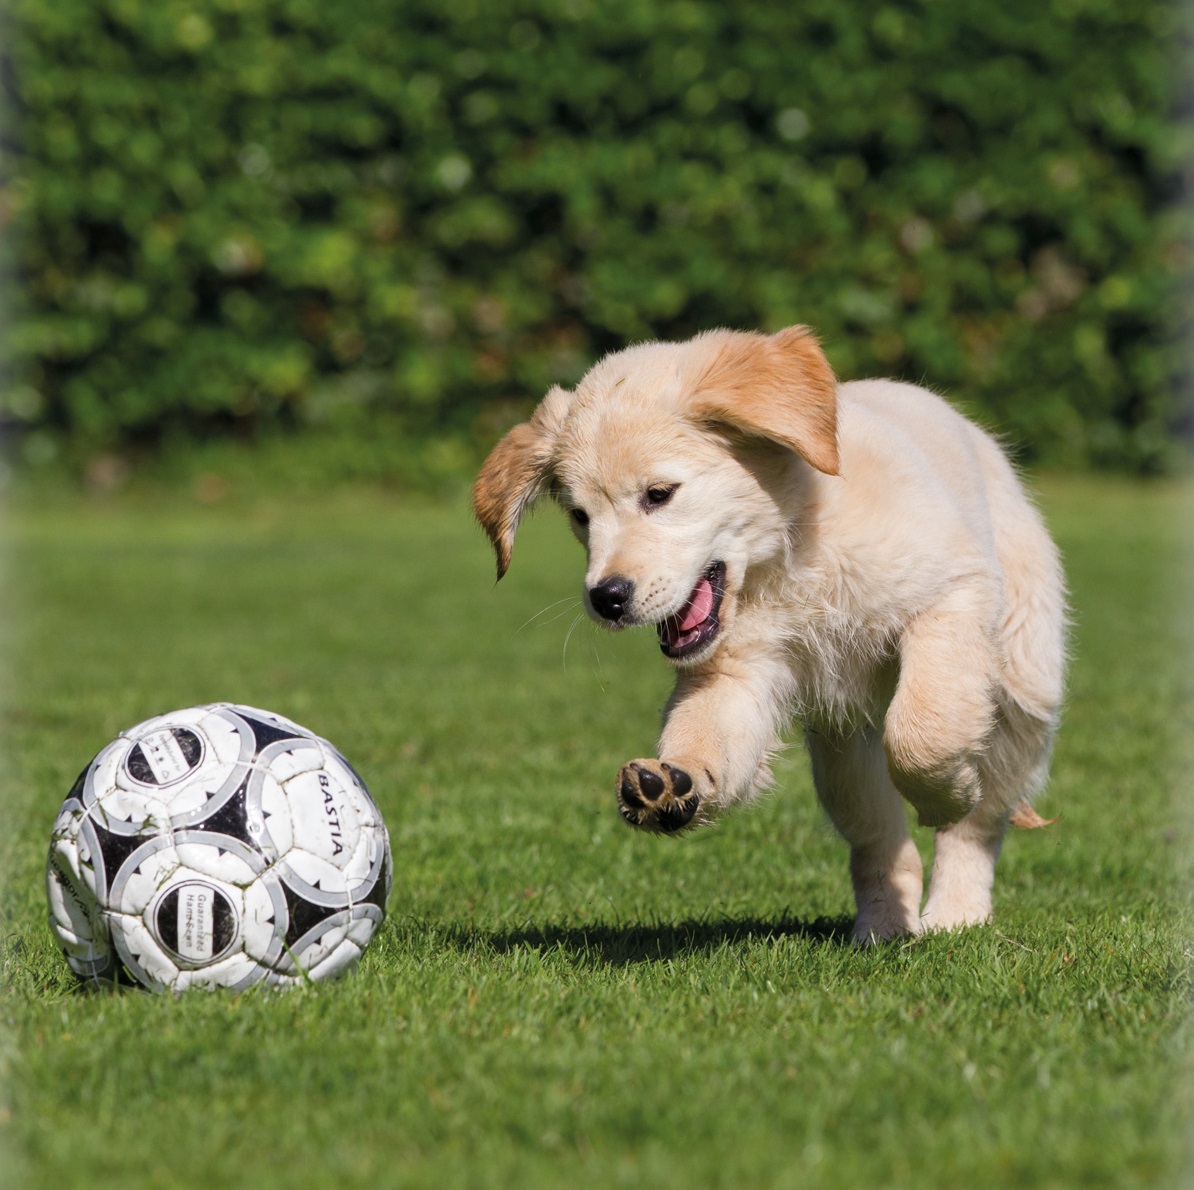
[921, 694, 1059, 930]
[807, 724, 924, 943]
[920, 802, 1008, 931]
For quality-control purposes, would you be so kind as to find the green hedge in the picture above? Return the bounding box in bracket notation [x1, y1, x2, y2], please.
[2, 0, 1188, 475]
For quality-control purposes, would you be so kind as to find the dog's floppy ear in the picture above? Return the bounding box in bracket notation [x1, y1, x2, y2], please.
[688, 325, 840, 475]
[472, 385, 570, 579]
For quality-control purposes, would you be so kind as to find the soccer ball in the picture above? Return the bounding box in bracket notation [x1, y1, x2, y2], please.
[45, 704, 392, 993]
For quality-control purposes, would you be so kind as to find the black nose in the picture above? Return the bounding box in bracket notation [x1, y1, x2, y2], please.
[589, 576, 634, 622]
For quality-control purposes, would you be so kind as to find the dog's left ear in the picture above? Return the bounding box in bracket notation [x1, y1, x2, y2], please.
[688, 325, 840, 475]
[472, 385, 570, 580]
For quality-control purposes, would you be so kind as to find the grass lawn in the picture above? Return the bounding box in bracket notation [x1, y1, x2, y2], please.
[1, 474, 1190, 1188]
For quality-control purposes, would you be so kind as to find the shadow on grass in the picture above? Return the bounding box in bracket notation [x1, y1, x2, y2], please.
[440, 914, 856, 966]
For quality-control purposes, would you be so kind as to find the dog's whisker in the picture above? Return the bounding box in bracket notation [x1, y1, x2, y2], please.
[561, 611, 588, 672]
[518, 598, 583, 634]
[588, 631, 609, 692]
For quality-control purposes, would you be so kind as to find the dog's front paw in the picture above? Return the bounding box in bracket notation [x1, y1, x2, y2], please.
[616, 760, 701, 834]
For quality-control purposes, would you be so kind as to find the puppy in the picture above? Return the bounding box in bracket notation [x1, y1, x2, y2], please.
[473, 326, 1066, 941]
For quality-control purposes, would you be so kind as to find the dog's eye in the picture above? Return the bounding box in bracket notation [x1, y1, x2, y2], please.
[643, 484, 678, 510]
[570, 507, 590, 527]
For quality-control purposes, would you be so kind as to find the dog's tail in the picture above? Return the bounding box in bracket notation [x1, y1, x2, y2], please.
[1009, 803, 1059, 829]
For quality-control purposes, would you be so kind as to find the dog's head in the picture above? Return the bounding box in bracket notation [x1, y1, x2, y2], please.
[473, 326, 839, 666]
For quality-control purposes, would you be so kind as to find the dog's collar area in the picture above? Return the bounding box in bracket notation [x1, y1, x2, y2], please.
[658, 561, 726, 660]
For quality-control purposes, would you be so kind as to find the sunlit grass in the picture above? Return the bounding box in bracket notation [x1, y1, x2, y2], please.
[1, 476, 1190, 1188]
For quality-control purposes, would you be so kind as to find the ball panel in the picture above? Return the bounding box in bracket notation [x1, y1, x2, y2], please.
[239, 878, 289, 968]
[278, 905, 377, 981]
[230, 704, 313, 745]
[152, 880, 240, 965]
[172, 832, 263, 886]
[283, 766, 363, 874]
[248, 770, 293, 858]
[109, 912, 186, 992]
[305, 937, 365, 982]
[344, 906, 384, 948]
[47, 824, 109, 963]
[125, 726, 205, 786]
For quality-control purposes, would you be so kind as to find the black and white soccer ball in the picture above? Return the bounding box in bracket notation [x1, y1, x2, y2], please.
[46, 704, 392, 993]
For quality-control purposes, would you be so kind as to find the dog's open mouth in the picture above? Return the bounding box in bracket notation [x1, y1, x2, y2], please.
[658, 562, 726, 661]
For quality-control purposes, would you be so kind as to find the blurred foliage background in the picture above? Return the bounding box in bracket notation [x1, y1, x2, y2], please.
[0, 0, 1189, 487]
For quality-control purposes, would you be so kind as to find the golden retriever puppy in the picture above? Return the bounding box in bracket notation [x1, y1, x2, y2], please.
[473, 326, 1066, 942]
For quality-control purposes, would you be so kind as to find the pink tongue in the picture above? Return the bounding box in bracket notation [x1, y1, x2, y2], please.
[677, 577, 714, 632]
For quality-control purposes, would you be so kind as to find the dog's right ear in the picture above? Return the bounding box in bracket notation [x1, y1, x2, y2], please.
[688, 325, 840, 476]
[472, 385, 571, 580]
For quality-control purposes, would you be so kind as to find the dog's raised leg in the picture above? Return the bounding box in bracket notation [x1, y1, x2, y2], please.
[807, 725, 924, 943]
[882, 588, 1000, 830]
[615, 651, 793, 835]
[882, 587, 1005, 928]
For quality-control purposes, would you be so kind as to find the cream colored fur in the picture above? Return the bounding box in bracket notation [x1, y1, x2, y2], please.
[473, 326, 1067, 943]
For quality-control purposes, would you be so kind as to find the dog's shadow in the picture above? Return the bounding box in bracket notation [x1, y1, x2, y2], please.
[449, 914, 856, 967]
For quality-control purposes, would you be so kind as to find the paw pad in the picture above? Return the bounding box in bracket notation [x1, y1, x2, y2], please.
[616, 760, 700, 833]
